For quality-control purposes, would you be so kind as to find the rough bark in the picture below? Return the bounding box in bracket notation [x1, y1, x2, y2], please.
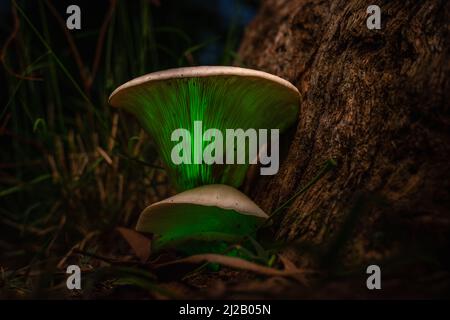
[239, 0, 450, 265]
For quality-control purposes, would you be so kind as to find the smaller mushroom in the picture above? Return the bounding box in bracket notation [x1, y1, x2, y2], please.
[136, 184, 268, 253]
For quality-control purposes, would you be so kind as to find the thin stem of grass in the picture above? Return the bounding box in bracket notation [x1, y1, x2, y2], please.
[0, 173, 51, 198]
[262, 159, 337, 226]
[0, 4, 41, 81]
[90, 0, 117, 89]
[43, 0, 90, 91]
[1, 50, 50, 121]
[117, 152, 165, 170]
[13, 0, 104, 127]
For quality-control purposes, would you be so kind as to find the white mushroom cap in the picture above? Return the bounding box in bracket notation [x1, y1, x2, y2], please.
[143, 184, 267, 219]
[135, 184, 268, 252]
[109, 66, 299, 103]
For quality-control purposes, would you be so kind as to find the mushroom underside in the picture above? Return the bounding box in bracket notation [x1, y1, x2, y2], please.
[136, 202, 266, 253]
[109, 67, 299, 191]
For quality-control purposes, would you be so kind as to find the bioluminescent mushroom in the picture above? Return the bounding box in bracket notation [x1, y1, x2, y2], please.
[109, 66, 299, 191]
[135, 184, 268, 253]
[109, 66, 300, 253]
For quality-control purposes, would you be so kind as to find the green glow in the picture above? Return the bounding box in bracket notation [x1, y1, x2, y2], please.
[112, 75, 298, 191]
[136, 203, 265, 253]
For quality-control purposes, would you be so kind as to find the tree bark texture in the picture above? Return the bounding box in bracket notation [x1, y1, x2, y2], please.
[238, 0, 450, 264]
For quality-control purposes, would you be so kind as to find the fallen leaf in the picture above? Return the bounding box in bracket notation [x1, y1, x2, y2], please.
[116, 227, 151, 263]
[278, 254, 297, 271]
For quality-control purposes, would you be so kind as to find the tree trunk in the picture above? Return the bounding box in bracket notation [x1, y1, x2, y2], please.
[239, 0, 450, 266]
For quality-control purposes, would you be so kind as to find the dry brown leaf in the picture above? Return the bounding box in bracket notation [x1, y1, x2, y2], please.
[279, 254, 297, 271]
[116, 227, 151, 263]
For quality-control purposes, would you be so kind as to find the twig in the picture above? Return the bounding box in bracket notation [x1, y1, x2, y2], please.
[44, 0, 90, 91]
[156, 254, 312, 283]
[107, 113, 119, 153]
[96, 146, 113, 165]
[89, 0, 117, 89]
[44, 214, 67, 257]
[0, 4, 41, 80]
[57, 231, 100, 268]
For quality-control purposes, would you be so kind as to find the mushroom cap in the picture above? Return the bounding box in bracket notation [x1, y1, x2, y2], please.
[135, 184, 268, 252]
[109, 66, 300, 191]
[109, 66, 299, 99]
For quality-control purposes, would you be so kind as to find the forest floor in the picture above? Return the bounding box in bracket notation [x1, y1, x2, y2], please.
[2, 217, 449, 300]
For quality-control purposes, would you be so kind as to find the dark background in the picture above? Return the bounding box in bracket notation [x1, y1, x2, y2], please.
[0, 0, 259, 102]
[0, 0, 258, 64]
[0, 0, 261, 298]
